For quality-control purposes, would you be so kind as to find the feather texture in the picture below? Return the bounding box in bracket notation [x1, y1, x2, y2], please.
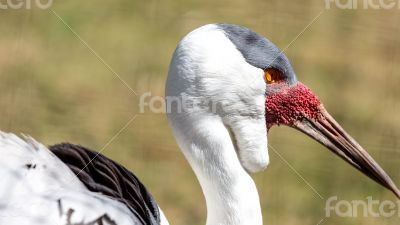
[50, 143, 161, 225]
[0, 132, 153, 225]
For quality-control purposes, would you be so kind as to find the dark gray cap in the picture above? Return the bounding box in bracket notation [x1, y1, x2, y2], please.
[217, 23, 297, 84]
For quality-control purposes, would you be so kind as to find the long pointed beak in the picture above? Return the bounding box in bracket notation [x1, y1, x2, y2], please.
[293, 105, 400, 198]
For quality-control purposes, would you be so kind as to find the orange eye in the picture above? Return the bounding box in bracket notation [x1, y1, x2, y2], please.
[264, 68, 283, 84]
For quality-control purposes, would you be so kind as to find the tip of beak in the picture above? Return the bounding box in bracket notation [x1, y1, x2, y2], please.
[291, 105, 400, 200]
[390, 185, 400, 199]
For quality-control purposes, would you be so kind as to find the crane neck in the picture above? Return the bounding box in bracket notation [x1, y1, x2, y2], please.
[168, 115, 263, 225]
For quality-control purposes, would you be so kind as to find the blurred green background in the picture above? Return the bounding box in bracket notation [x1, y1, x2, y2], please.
[0, 0, 399, 224]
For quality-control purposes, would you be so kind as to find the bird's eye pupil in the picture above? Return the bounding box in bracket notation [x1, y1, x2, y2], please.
[265, 72, 273, 83]
[264, 68, 282, 84]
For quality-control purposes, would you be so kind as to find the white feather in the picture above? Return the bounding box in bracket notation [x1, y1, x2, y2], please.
[166, 24, 267, 225]
[0, 132, 142, 225]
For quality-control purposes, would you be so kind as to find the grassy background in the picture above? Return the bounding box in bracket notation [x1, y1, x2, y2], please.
[0, 0, 400, 224]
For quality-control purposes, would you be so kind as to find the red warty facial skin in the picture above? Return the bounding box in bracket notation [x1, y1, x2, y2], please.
[265, 82, 322, 129]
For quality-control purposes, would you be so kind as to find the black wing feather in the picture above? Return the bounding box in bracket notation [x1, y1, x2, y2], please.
[50, 143, 160, 225]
